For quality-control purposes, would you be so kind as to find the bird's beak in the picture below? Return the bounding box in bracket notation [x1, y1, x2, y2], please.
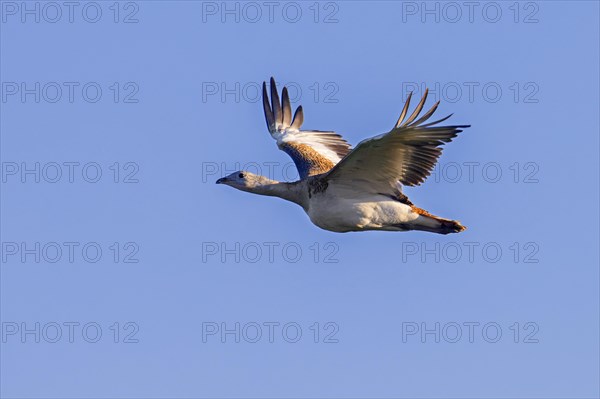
[216, 177, 226, 184]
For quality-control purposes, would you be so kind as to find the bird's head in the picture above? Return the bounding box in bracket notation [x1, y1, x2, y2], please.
[215, 171, 272, 192]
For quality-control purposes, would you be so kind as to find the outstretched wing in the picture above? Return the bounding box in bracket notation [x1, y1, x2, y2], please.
[262, 77, 351, 179]
[324, 89, 470, 195]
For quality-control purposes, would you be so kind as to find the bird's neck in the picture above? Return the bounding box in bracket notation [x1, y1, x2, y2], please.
[247, 179, 306, 208]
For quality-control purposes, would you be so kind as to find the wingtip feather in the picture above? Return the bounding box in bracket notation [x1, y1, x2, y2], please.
[281, 86, 292, 126]
[291, 105, 304, 130]
[395, 91, 413, 128]
[262, 81, 274, 131]
[270, 77, 282, 126]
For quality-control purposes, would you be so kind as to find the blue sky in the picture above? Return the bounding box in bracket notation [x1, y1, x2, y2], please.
[1, 1, 599, 398]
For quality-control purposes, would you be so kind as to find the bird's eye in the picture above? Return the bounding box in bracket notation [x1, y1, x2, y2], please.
[238, 173, 245, 178]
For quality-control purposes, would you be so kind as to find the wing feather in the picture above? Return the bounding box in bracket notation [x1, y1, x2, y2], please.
[402, 88, 429, 126]
[290, 106, 304, 130]
[281, 87, 292, 127]
[262, 77, 351, 178]
[409, 101, 440, 127]
[262, 82, 275, 132]
[325, 90, 470, 192]
[270, 77, 282, 126]
[394, 91, 412, 128]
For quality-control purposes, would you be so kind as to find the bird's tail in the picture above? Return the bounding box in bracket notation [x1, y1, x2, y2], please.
[410, 206, 467, 235]
[438, 218, 467, 234]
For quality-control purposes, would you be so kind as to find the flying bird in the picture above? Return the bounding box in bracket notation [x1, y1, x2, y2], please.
[217, 77, 470, 234]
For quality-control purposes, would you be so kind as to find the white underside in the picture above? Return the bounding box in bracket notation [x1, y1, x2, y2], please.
[305, 184, 436, 233]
